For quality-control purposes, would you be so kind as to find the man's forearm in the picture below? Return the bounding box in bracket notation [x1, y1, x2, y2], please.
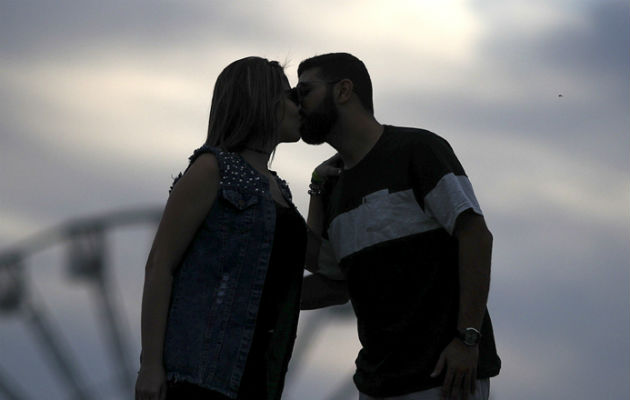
[455, 216, 493, 331]
[301, 273, 349, 310]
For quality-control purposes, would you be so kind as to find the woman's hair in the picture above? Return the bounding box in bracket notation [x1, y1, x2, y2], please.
[206, 56, 287, 152]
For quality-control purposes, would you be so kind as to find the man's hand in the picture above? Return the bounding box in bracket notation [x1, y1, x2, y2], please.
[431, 339, 479, 400]
[313, 153, 343, 182]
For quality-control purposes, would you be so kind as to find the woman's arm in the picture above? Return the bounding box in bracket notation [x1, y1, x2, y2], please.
[302, 154, 349, 309]
[304, 153, 342, 272]
[305, 194, 325, 272]
[303, 195, 349, 310]
[135, 153, 219, 400]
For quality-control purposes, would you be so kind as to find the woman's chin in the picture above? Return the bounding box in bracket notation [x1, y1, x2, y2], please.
[285, 131, 302, 143]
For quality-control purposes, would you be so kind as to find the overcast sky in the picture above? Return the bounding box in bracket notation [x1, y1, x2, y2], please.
[1, 1, 628, 399]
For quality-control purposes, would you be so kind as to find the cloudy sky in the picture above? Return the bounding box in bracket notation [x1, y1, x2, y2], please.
[1, 1, 628, 399]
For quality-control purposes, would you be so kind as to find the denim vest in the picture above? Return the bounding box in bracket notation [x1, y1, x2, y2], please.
[163, 145, 298, 398]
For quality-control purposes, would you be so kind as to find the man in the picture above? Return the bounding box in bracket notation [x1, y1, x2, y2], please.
[296, 53, 500, 400]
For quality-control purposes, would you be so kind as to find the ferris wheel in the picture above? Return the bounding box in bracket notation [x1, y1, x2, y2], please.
[0, 208, 163, 400]
[0, 207, 356, 400]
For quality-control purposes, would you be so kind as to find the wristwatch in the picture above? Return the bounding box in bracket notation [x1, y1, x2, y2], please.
[457, 327, 481, 346]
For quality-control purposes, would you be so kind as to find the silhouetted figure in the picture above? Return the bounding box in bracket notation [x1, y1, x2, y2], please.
[298, 53, 501, 400]
[135, 57, 305, 400]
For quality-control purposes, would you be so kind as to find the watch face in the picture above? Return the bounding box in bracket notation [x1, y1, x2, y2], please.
[463, 328, 481, 345]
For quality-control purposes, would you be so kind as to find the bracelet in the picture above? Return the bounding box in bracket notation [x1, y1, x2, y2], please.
[308, 182, 324, 196]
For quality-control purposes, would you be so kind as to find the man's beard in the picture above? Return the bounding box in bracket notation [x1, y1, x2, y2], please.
[299, 90, 338, 145]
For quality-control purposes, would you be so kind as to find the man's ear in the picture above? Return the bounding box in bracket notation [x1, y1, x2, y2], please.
[335, 79, 354, 104]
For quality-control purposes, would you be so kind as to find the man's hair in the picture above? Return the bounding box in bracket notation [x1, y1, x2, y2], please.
[206, 56, 287, 152]
[298, 53, 374, 114]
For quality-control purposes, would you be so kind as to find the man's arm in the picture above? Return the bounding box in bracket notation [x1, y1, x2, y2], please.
[301, 273, 349, 310]
[454, 210, 492, 331]
[431, 209, 493, 400]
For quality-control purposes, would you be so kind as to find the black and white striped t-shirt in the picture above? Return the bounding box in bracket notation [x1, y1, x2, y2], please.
[322, 125, 500, 396]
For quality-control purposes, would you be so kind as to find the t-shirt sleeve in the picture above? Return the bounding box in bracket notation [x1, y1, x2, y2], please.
[410, 134, 483, 235]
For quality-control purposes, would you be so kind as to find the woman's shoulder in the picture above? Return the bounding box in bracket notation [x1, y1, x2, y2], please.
[189, 144, 223, 165]
[189, 152, 219, 176]
[269, 171, 293, 201]
[170, 145, 221, 193]
[170, 151, 220, 194]
[188, 145, 246, 180]
[193, 146, 267, 194]
[189, 145, 246, 174]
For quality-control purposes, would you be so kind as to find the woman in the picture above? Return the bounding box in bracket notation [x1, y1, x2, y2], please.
[135, 57, 305, 400]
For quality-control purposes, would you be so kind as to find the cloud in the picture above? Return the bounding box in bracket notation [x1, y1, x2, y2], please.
[1, 1, 228, 55]
[490, 257, 629, 399]
[473, 0, 628, 93]
[1, 1, 628, 398]
[536, 1, 627, 80]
